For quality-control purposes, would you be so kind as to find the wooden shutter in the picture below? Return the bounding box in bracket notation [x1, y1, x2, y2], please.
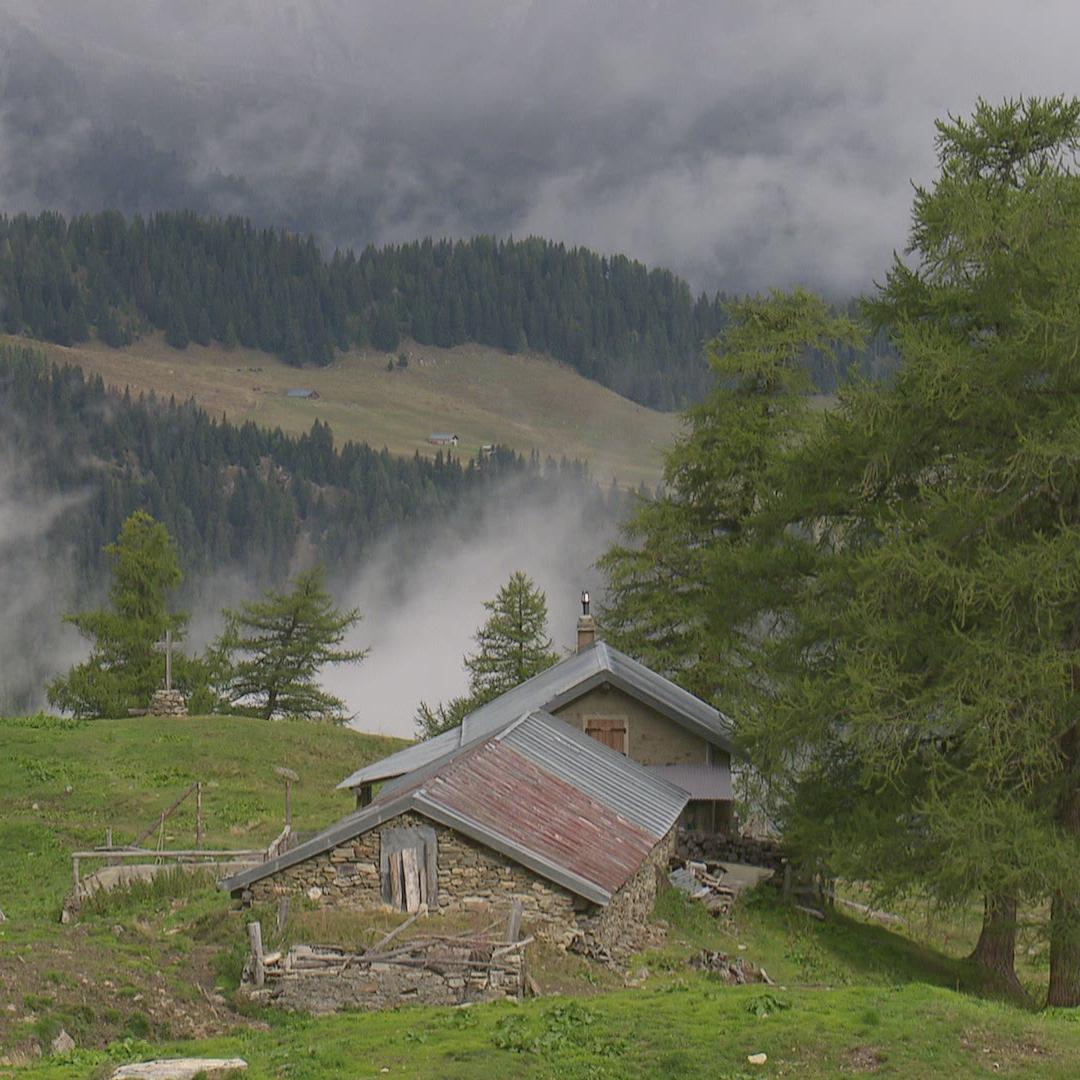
[585, 717, 628, 754]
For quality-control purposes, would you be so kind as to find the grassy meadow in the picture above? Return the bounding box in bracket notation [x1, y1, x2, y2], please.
[2, 334, 680, 489]
[1, 713, 1079, 1077]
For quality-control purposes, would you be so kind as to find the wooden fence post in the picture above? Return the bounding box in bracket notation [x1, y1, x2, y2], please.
[248, 921, 265, 987]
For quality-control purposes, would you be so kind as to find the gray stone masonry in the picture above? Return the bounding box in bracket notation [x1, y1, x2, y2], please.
[246, 810, 580, 945]
[246, 810, 677, 957]
[148, 689, 188, 716]
[676, 829, 786, 874]
[250, 948, 524, 1013]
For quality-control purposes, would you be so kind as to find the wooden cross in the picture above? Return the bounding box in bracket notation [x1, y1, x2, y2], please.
[153, 628, 177, 691]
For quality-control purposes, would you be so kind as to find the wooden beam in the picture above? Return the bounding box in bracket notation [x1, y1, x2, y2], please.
[248, 921, 265, 987]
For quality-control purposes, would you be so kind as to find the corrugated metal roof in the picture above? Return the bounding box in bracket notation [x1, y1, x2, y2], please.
[500, 711, 687, 838]
[646, 764, 732, 801]
[423, 739, 658, 896]
[222, 709, 688, 904]
[338, 726, 462, 791]
[338, 640, 736, 789]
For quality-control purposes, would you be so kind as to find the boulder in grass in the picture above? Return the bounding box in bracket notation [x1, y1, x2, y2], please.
[110, 1059, 248, 1079]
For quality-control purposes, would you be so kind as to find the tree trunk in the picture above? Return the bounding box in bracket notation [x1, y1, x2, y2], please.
[1049, 891, 1080, 1007]
[1049, 723, 1080, 1007]
[969, 891, 1023, 992]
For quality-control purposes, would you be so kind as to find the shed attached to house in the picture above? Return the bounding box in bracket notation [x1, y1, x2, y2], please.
[221, 709, 687, 953]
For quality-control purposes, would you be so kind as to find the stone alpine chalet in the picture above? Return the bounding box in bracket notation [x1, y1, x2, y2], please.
[221, 610, 736, 952]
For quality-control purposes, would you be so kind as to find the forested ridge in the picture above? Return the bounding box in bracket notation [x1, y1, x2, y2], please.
[0, 210, 895, 410]
[0, 342, 620, 709]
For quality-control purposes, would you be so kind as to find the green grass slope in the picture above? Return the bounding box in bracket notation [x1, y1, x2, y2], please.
[0, 714, 404, 921]
[2, 715, 1079, 1078]
[3, 334, 681, 489]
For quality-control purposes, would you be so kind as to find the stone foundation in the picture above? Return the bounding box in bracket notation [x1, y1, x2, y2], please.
[148, 689, 188, 716]
[250, 946, 524, 1013]
[676, 829, 786, 873]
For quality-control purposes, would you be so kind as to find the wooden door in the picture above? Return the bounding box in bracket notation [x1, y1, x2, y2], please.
[381, 826, 438, 911]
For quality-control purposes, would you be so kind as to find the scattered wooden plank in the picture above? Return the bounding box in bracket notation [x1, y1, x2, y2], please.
[794, 904, 825, 921]
[491, 936, 534, 958]
[836, 897, 905, 925]
[361, 904, 428, 958]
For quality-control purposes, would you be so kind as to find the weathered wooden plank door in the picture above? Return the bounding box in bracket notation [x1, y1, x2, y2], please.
[380, 826, 439, 911]
[401, 847, 422, 913]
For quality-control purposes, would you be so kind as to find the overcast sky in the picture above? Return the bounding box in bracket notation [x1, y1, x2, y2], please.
[0, 2, 1074, 295]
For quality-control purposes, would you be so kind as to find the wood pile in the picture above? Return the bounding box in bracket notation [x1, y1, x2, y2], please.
[262, 933, 531, 980]
[668, 860, 738, 916]
[689, 949, 774, 985]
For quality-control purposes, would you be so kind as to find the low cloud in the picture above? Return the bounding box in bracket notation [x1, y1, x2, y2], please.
[0, 456, 87, 712]
[2, 3, 1077, 295]
[322, 479, 620, 738]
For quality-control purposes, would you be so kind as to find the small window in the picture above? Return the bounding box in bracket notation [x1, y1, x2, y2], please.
[381, 827, 438, 912]
[585, 717, 628, 754]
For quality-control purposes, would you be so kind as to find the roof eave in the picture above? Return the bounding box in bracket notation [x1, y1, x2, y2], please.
[217, 794, 412, 893]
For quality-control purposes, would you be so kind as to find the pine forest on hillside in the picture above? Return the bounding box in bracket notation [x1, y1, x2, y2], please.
[0, 343, 624, 711]
[0, 211, 896, 410]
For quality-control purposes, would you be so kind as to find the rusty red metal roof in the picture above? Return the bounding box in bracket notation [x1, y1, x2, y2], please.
[424, 739, 658, 896]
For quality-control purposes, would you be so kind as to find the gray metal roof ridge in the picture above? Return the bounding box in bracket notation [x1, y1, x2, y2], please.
[337, 639, 740, 792]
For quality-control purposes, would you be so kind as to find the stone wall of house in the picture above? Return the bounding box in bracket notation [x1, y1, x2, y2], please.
[577, 827, 675, 958]
[245, 811, 581, 945]
[254, 953, 524, 1013]
[244, 811, 679, 958]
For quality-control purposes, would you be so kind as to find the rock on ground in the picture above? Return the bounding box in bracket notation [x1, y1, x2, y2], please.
[110, 1059, 247, 1079]
[50, 1028, 75, 1054]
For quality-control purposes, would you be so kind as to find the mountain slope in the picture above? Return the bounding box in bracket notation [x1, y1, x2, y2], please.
[13, 334, 679, 488]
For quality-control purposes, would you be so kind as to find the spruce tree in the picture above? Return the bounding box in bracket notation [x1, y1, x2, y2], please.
[463, 570, 560, 703]
[47, 511, 186, 719]
[213, 565, 366, 722]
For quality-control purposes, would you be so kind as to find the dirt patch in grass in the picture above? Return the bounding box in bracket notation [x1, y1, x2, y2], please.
[844, 1045, 886, 1072]
[960, 1027, 1052, 1071]
[0, 912, 258, 1059]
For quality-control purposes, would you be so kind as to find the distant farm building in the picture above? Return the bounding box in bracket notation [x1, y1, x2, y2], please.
[286, 388, 320, 400]
[428, 432, 459, 446]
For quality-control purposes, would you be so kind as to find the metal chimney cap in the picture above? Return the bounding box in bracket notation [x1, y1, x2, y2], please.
[581, 590, 590, 615]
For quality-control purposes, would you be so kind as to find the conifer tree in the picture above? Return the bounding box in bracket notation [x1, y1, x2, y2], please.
[747, 98, 1080, 1006]
[213, 565, 366, 722]
[47, 511, 186, 719]
[414, 570, 559, 737]
[464, 570, 559, 703]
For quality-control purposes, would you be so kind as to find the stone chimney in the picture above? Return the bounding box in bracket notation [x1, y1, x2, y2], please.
[577, 590, 597, 652]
